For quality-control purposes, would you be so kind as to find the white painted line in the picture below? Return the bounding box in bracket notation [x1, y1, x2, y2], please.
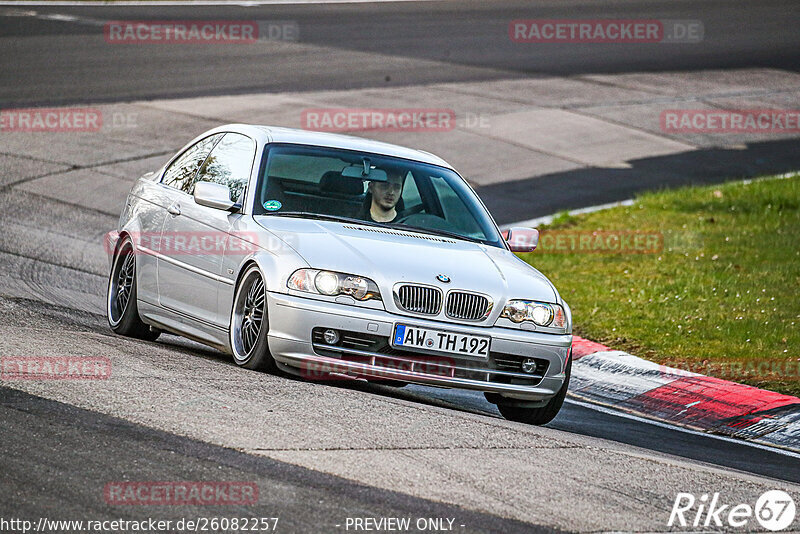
[35, 11, 106, 26]
[1, 7, 36, 14]
[500, 199, 635, 230]
[39, 13, 78, 20]
[565, 397, 800, 459]
[501, 172, 800, 230]
[740, 170, 800, 185]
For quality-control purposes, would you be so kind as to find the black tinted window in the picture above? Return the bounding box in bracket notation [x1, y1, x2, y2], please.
[194, 133, 256, 202]
[162, 134, 222, 194]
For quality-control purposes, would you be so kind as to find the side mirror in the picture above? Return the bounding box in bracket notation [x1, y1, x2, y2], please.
[194, 182, 236, 211]
[503, 227, 539, 253]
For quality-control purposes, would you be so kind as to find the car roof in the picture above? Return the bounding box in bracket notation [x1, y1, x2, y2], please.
[214, 124, 454, 170]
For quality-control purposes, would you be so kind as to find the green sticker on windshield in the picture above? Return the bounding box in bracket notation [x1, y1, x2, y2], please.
[263, 200, 282, 211]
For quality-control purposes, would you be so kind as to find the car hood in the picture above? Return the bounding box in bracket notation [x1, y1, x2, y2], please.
[255, 217, 558, 307]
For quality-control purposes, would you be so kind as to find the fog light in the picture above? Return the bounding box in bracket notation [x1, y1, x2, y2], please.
[323, 329, 340, 345]
[521, 358, 538, 374]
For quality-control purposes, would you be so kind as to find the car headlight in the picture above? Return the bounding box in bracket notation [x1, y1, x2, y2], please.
[288, 269, 381, 301]
[501, 300, 567, 328]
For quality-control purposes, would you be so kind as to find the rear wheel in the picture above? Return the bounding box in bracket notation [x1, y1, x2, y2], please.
[230, 265, 278, 372]
[107, 237, 160, 341]
[496, 356, 571, 426]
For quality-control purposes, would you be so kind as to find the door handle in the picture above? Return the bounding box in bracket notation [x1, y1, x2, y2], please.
[167, 204, 181, 216]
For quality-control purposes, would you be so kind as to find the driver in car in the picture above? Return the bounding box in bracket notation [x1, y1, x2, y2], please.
[361, 169, 405, 223]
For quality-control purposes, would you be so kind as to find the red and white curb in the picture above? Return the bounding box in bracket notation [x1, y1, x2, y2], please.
[569, 337, 800, 453]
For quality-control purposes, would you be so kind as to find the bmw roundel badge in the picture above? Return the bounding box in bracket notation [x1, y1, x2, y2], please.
[436, 274, 451, 283]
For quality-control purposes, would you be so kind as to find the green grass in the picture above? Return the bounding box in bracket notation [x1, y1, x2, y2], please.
[519, 173, 800, 396]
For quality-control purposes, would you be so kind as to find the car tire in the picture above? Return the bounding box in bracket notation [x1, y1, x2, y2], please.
[496, 355, 571, 426]
[107, 237, 160, 341]
[230, 265, 278, 372]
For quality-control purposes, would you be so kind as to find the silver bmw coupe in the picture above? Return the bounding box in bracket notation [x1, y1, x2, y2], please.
[106, 124, 573, 424]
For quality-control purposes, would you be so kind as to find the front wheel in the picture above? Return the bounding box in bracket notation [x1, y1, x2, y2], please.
[230, 265, 278, 372]
[107, 237, 160, 341]
[497, 356, 571, 425]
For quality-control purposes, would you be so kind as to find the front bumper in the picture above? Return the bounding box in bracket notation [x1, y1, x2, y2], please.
[267, 292, 572, 402]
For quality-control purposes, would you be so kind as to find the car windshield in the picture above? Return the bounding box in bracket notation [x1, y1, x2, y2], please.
[253, 144, 504, 247]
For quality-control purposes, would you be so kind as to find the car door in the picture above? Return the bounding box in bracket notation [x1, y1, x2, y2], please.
[157, 132, 256, 327]
[137, 133, 223, 304]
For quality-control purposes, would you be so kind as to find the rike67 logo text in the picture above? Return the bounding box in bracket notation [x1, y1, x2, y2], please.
[669, 490, 795, 531]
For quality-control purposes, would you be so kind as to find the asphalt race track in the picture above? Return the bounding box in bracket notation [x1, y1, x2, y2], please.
[1, 1, 799, 532]
[3, 0, 800, 221]
[2, 0, 800, 106]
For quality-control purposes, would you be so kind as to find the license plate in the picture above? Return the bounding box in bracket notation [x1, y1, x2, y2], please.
[392, 324, 490, 357]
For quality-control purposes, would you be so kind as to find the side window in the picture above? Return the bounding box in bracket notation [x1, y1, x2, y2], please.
[193, 133, 256, 202]
[266, 154, 348, 185]
[401, 172, 422, 210]
[162, 134, 222, 194]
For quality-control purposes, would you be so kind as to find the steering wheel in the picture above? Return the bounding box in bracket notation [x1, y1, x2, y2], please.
[395, 204, 425, 224]
[395, 212, 452, 231]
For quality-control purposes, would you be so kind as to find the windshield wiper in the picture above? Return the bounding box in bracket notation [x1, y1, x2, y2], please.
[264, 212, 487, 244]
[387, 223, 484, 244]
[265, 211, 383, 227]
